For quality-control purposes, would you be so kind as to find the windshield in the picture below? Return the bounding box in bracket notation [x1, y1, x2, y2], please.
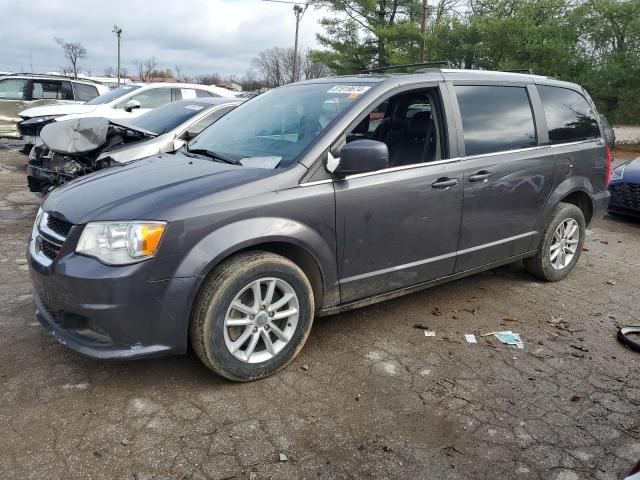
[129, 101, 212, 135]
[86, 85, 141, 105]
[188, 83, 370, 168]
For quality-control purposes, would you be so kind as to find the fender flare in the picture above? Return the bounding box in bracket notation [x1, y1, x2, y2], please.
[530, 175, 595, 250]
[174, 216, 339, 311]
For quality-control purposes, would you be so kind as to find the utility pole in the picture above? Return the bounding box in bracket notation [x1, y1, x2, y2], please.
[292, 3, 307, 83]
[112, 25, 123, 85]
[419, 0, 427, 63]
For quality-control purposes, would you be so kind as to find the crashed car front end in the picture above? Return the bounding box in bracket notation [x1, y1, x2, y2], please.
[27, 117, 155, 196]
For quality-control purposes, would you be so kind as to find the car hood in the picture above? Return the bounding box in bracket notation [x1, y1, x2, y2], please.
[42, 152, 281, 224]
[613, 156, 640, 182]
[20, 104, 98, 119]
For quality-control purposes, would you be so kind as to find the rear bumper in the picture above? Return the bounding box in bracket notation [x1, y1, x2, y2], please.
[28, 241, 199, 360]
[591, 189, 610, 224]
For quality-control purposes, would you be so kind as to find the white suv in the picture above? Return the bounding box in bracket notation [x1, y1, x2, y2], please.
[18, 82, 236, 150]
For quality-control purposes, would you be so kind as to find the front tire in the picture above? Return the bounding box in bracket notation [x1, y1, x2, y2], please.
[189, 251, 315, 381]
[524, 202, 586, 281]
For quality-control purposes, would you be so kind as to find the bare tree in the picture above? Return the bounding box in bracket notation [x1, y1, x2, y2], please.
[103, 66, 115, 77]
[174, 65, 184, 83]
[134, 57, 157, 82]
[55, 37, 87, 79]
[195, 73, 222, 86]
[301, 48, 332, 79]
[250, 47, 332, 88]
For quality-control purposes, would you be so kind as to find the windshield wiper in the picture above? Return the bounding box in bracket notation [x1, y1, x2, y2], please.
[186, 147, 241, 165]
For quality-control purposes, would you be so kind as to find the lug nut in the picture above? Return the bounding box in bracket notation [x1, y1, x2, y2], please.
[265, 325, 270, 331]
[252, 327, 258, 333]
[269, 312, 274, 317]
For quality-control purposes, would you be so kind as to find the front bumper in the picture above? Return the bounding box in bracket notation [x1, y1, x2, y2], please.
[28, 225, 199, 360]
[608, 181, 640, 217]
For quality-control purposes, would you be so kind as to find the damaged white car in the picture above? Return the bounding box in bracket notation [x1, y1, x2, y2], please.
[26, 97, 243, 196]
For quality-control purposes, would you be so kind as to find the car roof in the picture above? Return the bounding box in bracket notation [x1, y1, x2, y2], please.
[170, 97, 244, 107]
[292, 68, 585, 93]
[0, 73, 104, 86]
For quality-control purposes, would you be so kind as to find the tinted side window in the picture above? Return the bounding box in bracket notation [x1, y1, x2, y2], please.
[73, 83, 99, 101]
[537, 85, 600, 144]
[196, 89, 215, 98]
[31, 80, 74, 100]
[455, 85, 537, 156]
[0, 79, 28, 100]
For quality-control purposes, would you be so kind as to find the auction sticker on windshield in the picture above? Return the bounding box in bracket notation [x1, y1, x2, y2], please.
[184, 105, 205, 111]
[327, 85, 371, 95]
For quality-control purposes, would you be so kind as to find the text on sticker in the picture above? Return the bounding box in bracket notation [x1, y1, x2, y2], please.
[327, 85, 371, 95]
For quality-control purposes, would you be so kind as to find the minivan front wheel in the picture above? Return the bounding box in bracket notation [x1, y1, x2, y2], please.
[190, 251, 315, 381]
[524, 202, 586, 281]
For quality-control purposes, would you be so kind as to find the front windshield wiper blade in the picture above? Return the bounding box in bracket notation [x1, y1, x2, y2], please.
[186, 147, 241, 165]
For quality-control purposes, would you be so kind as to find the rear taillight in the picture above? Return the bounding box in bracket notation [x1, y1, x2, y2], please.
[605, 144, 612, 185]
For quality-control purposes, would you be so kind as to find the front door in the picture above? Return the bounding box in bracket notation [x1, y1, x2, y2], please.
[452, 84, 554, 272]
[334, 86, 463, 303]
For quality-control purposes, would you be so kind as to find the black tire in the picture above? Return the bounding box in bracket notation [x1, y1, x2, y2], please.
[524, 202, 586, 282]
[189, 251, 315, 381]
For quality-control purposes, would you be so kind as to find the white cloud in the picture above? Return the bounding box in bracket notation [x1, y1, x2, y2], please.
[0, 0, 329, 77]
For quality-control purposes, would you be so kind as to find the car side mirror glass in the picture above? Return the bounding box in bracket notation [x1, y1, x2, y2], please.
[333, 139, 389, 177]
[124, 99, 141, 113]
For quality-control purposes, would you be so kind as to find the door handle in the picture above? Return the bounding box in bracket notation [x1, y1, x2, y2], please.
[431, 177, 458, 189]
[468, 171, 492, 182]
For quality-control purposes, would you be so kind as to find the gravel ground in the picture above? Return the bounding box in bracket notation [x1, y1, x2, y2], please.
[614, 126, 640, 145]
[0, 143, 639, 480]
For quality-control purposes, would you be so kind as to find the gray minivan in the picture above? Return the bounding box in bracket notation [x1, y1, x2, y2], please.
[28, 69, 611, 381]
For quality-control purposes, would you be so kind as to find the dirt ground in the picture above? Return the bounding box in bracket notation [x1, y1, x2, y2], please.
[0, 143, 639, 480]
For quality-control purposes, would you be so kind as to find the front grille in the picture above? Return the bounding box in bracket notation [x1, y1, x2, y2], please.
[39, 236, 61, 260]
[32, 212, 75, 265]
[46, 215, 73, 237]
[610, 183, 640, 210]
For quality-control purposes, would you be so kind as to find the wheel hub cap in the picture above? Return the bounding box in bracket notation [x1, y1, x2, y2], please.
[223, 277, 300, 364]
[550, 218, 579, 270]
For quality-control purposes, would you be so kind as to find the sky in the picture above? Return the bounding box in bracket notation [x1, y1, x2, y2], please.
[0, 0, 329, 78]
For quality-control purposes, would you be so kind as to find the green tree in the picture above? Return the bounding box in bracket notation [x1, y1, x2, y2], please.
[312, 0, 423, 72]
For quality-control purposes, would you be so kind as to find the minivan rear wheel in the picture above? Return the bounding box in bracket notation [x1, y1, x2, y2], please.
[524, 202, 586, 281]
[189, 251, 315, 381]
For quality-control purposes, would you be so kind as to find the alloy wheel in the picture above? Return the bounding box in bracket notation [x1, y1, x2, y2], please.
[549, 218, 579, 270]
[223, 277, 299, 363]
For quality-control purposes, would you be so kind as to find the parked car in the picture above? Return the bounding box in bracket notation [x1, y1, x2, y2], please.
[26, 97, 243, 196]
[608, 157, 640, 217]
[17, 82, 236, 153]
[0, 73, 109, 139]
[28, 69, 611, 381]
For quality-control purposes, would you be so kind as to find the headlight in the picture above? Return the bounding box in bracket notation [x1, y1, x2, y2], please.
[23, 115, 60, 124]
[76, 221, 166, 265]
[610, 166, 624, 181]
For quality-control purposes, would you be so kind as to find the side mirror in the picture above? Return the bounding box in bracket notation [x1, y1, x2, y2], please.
[124, 99, 141, 113]
[183, 127, 201, 141]
[173, 138, 187, 151]
[333, 139, 388, 177]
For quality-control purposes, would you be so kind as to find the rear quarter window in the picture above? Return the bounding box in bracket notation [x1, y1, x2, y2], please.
[536, 85, 600, 144]
[73, 83, 99, 101]
[455, 85, 537, 156]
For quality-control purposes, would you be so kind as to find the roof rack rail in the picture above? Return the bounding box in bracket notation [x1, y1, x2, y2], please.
[363, 60, 452, 73]
[0, 72, 103, 84]
[502, 69, 536, 75]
